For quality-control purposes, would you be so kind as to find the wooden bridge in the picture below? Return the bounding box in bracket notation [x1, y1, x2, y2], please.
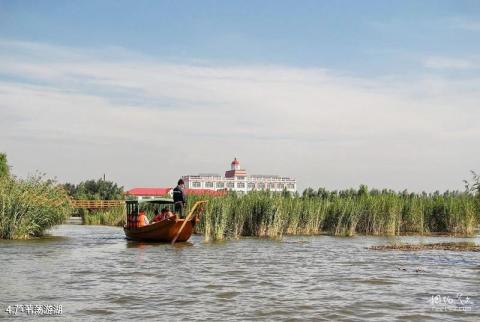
[70, 199, 124, 210]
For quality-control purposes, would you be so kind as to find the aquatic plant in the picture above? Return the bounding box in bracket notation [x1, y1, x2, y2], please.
[189, 188, 479, 241]
[370, 242, 480, 252]
[78, 186, 479, 241]
[0, 153, 9, 178]
[82, 206, 126, 226]
[0, 175, 72, 239]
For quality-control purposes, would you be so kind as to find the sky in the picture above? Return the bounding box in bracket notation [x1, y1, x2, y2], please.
[0, 0, 479, 192]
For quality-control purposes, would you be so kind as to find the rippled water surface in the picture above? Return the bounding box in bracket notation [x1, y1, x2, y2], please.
[1, 225, 479, 321]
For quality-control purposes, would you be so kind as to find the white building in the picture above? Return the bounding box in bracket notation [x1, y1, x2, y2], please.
[183, 158, 297, 193]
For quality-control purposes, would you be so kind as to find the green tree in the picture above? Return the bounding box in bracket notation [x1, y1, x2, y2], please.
[67, 178, 124, 200]
[0, 153, 9, 178]
[302, 187, 316, 198]
[61, 182, 77, 197]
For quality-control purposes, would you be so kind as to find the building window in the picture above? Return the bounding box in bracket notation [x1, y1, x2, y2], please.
[268, 183, 275, 189]
[192, 182, 201, 188]
[287, 184, 295, 189]
[227, 182, 234, 188]
[237, 182, 245, 188]
[278, 183, 285, 189]
[237, 176, 245, 180]
[258, 183, 265, 189]
[216, 182, 225, 188]
[247, 182, 255, 189]
[205, 182, 214, 188]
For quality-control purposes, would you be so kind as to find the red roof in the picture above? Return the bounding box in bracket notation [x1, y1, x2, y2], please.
[126, 188, 171, 196]
[185, 189, 225, 196]
[231, 158, 239, 165]
[126, 187, 225, 197]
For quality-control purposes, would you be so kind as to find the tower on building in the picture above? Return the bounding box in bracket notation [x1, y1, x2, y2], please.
[225, 158, 247, 178]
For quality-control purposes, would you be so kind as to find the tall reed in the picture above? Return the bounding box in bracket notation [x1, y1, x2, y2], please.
[82, 206, 126, 226]
[0, 175, 72, 239]
[76, 188, 479, 242]
[189, 188, 479, 241]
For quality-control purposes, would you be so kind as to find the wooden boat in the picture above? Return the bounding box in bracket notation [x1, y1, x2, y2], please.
[123, 198, 207, 244]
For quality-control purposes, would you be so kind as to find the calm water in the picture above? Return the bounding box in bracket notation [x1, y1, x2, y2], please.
[1, 225, 479, 321]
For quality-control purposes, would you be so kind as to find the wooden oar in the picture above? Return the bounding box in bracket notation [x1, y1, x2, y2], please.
[171, 201, 207, 245]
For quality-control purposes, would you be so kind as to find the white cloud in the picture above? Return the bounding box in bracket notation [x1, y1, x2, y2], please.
[424, 57, 477, 70]
[0, 40, 479, 191]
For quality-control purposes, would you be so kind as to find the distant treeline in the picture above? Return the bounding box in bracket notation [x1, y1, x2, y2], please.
[63, 179, 124, 200]
[301, 182, 480, 200]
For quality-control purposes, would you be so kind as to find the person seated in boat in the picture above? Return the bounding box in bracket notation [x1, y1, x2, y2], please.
[165, 208, 176, 220]
[151, 209, 160, 221]
[151, 208, 165, 223]
[152, 207, 175, 223]
[137, 210, 149, 227]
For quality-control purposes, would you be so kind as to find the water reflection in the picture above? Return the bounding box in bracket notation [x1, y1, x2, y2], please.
[126, 240, 194, 249]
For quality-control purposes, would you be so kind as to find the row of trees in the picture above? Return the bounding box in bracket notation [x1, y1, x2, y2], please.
[301, 174, 480, 200]
[62, 179, 124, 200]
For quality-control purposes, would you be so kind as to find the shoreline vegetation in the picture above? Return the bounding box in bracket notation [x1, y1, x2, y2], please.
[80, 188, 479, 242]
[368, 242, 480, 252]
[0, 175, 72, 239]
[370, 242, 480, 252]
[0, 153, 73, 239]
[1, 152, 479, 240]
[82, 206, 126, 226]
[193, 189, 480, 241]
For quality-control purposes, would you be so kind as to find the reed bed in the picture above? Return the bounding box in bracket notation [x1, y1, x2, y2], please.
[75, 188, 479, 242]
[82, 206, 126, 226]
[189, 189, 479, 241]
[370, 242, 480, 252]
[0, 175, 72, 239]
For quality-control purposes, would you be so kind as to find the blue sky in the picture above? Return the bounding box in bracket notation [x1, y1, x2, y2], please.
[2, 0, 479, 73]
[1, 1, 479, 191]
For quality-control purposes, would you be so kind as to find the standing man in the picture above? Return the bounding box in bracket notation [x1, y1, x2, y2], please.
[173, 179, 187, 218]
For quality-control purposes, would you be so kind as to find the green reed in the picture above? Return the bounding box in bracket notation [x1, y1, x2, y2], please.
[82, 206, 126, 226]
[188, 189, 479, 241]
[0, 175, 72, 239]
[74, 188, 479, 241]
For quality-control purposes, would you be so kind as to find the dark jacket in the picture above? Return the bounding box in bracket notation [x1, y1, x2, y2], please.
[173, 185, 186, 204]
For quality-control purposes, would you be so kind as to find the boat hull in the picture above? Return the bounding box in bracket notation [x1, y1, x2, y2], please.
[123, 218, 194, 242]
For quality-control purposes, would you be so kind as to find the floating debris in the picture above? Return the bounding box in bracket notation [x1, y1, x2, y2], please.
[370, 242, 480, 252]
[396, 266, 428, 272]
